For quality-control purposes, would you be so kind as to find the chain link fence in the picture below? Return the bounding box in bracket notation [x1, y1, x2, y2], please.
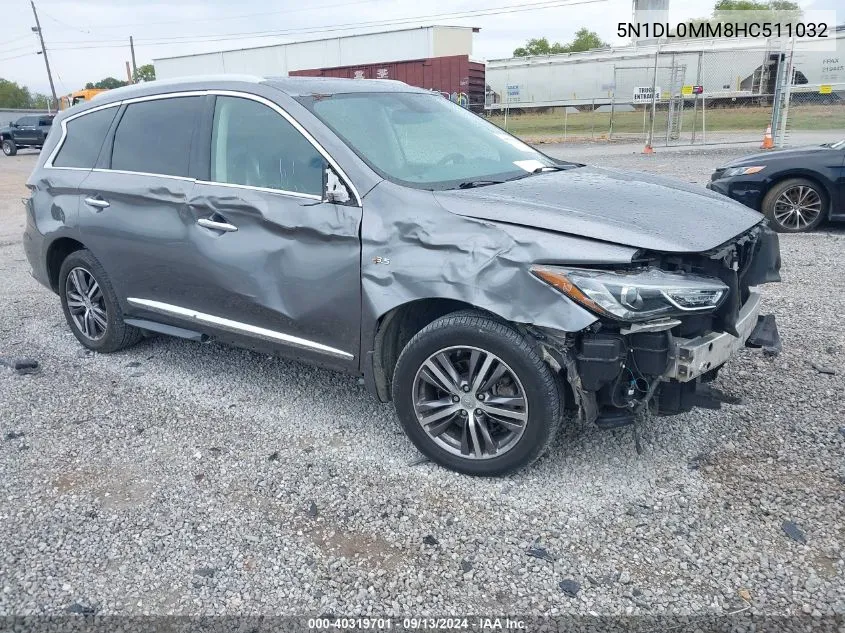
[485, 37, 844, 148]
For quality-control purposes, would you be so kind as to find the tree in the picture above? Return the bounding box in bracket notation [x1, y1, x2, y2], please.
[712, 0, 801, 21]
[133, 64, 156, 83]
[713, 0, 799, 10]
[84, 77, 129, 90]
[29, 93, 52, 109]
[513, 37, 564, 57]
[678, 1, 801, 39]
[514, 29, 608, 57]
[566, 28, 609, 53]
[0, 79, 32, 109]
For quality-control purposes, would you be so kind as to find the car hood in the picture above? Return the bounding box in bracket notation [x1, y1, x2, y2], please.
[723, 145, 840, 166]
[433, 166, 762, 253]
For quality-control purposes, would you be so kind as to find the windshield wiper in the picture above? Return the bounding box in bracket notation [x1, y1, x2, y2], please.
[504, 165, 563, 182]
[457, 180, 505, 189]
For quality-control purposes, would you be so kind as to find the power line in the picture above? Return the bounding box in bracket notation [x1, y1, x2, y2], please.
[0, 43, 37, 55]
[45, 0, 606, 51]
[1, 34, 34, 46]
[0, 52, 35, 62]
[41, 10, 93, 35]
[71, 0, 383, 32]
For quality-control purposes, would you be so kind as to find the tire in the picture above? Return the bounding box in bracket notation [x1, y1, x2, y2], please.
[58, 249, 143, 353]
[762, 177, 827, 233]
[392, 311, 561, 476]
[2, 139, 16, 156]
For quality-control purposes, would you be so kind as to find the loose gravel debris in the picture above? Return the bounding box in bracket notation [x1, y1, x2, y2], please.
[559, 579, 580, 597]
[525, 545, 555, 563]
[1, 148, 843, 617]
[811, 362, 837, 375]
[781, 520, 807, 544]
[0, 357, 40, 375]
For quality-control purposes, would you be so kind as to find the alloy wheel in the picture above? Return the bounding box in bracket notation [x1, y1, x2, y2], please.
[773, 185, 822, 230]
[412, 346, 528, 460]
[65, 267, 108, 340]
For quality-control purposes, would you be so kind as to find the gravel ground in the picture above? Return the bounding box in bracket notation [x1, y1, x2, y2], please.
[0, 146, 843, 620]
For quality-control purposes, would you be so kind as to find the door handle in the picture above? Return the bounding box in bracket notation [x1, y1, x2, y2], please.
[84, 197, 110, 209]
[197, 218, 238, 232]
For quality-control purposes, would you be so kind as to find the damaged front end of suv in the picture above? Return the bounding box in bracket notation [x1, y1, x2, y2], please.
[528, 223, 782, 430]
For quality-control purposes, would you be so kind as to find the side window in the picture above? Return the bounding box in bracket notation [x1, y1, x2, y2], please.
[111, 96, 202, 177]
[17, 116, 35, 127]
[39, 118, 52, 127]
[52, 107, 118, 169]
[211, 96, 324, 196]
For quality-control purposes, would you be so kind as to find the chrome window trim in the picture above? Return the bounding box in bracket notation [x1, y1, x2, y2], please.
[44, 89, 362, 206]
[194, 179, 322, 201]
[44, 101, 122, 169]
[91, 168, 195, 182]
[209, 90, 360, 205]
[126, 297, 354, 360]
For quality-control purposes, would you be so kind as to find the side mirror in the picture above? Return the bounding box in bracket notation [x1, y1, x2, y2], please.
[324, 166, 351, 204]
[9, 122, 17, 128]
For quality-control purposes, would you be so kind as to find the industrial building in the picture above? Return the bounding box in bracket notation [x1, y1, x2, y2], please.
[154, 25, 486, 107]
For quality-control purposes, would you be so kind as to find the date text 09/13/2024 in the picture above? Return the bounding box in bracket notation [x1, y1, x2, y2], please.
[308, 617, 527, 630]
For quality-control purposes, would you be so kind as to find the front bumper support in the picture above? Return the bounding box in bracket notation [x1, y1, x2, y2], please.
[665, 288, 766, 382]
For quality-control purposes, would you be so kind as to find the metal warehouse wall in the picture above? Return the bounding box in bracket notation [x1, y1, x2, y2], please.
[0, 109, 50, 126]
[154, 26, 475, 79]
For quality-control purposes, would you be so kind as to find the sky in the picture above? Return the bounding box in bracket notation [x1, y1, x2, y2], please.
[1, 0, 839, 97]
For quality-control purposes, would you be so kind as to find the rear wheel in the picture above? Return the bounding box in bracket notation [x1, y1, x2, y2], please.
[762, 178, 826, 233]
[59, 250, 143, 353]
[392, 311, 561, 476]
[2, 139, 16, 156]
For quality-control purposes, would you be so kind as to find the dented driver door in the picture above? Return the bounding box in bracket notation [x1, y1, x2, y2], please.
[180, 94, 362, 372]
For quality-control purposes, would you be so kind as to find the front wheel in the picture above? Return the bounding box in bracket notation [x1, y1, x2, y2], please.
[762, 178, 827, 233]
[392, 311, 561, 476]
[2, 139, 16, 156]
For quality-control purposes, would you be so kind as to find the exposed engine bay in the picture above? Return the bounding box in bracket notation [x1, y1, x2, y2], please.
[532, 223, 782, 430]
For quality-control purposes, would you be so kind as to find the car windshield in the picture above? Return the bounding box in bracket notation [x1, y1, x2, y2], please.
[305, 92, 558, 189]
[829, 139, 845, 149]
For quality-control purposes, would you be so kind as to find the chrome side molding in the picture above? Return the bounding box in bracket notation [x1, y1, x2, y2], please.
[126, 298, 353, 360]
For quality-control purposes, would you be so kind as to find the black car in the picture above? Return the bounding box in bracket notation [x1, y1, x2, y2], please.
[708, 139, 845, 233]
[1, 114, 54, 156]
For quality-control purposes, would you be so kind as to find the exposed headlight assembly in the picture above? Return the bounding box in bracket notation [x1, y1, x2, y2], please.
[722, 165, 766, 177]
[531, 266, 729, 322]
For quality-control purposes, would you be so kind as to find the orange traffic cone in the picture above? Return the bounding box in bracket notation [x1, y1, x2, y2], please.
[760, 125, 774, 149]
[642, 143, 655, 154]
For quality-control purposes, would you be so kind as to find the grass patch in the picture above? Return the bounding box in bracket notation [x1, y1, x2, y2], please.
[485, 104, 845, 140]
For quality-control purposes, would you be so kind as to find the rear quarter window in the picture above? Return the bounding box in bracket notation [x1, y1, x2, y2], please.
[52, 107, 118, 169]
[110, 96, 202, 177]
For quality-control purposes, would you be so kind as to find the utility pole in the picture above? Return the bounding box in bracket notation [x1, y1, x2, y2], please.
[30, 0, 58, 108]
[129, 36, 137, 82]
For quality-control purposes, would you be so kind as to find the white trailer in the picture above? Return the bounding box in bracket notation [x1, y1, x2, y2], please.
[485, 30, 845, 110]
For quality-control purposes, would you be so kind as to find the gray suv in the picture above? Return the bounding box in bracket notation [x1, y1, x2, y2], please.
[24, 76, 781, 475]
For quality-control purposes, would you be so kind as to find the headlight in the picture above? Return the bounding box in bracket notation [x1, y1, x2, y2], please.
[722, 165, 766, 177]
[531, 266, 729, 322]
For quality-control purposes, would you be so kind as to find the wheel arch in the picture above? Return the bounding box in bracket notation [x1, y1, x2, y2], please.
[46, 237, 86, 292]
[763, 171, 835, 217]
[368, 298, 501, 402]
